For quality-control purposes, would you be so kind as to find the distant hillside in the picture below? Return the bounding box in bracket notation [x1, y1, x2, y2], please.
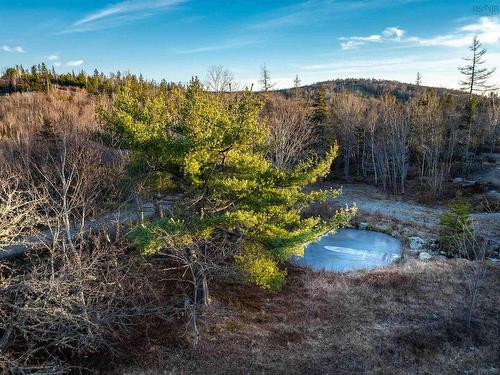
[278, 78, 466, 102]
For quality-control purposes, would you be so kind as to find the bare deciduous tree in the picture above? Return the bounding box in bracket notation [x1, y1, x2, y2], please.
[373, 96, 411, 193]
[410, 91, 457, 196]
[330, 91, 365, 178]
[205, 65, 234, 93]
[0, 169, 42, 248]
[263, 95, 315, 168]
[0, 235, 172, 373]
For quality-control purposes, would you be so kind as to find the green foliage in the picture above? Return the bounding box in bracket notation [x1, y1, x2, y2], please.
[312, 85, 329, 123]
[105, 79, 355, 290]
[439, 195, 472, 257]
[235, 241, 286, 290]
[2, 63, 174, 95]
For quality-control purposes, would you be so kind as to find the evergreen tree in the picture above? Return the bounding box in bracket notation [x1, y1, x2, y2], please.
[259, 64, 275, 92]
[416, 72, 422, 87]
[439, 195, 472, 257]
[312, 85, 329, 123]
[293, 75, 301, 98]
[458, 36, 496, 168]
[102, 79, 354, 294]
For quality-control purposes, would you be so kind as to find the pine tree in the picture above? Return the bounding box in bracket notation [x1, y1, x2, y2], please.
[459, 36, 496, 98]
[102, 80, 354, 296]
[312, 85, 329, 123]
[439, 195, 472, 257]
[416, 72, 422, 87]
[293, 75, 301, 98]
[458, 36, 496, 169]
[259, 64, 275, 91]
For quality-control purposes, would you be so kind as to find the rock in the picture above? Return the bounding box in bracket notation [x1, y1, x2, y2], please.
[408, 236, 425, 250]
[461, 180, 477, 188]
[358, 222, 369, 230]
[419, 252, 432, 260]
[452, 177, 477, 188]
[391, 230, 401, 238]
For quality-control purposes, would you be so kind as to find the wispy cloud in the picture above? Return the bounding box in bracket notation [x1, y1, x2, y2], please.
[2, 45, 25, 53]
[63, 0, 187, 33]
[66, 60, 84, 67]
[251, 0, 421, 30]
[383, 26, 405, 40]
[47, 54, 59, 61]
[173, 39, 259, 54]
[409, 16, 500, 47]
[339, 17, 500, 50]
[298, 56, 426, 71]
[339, 26, 404, 49]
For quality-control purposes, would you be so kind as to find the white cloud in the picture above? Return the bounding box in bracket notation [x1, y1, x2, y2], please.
[66, 60, 84, 67]
[48, 54, 59, 61]
[339, 26, 403, 49]
[383, 26, 405, 40]
[410, 16, 500, 47]
[53, 62, 62, 67]
[65, 0, 186, 32]
[340, 17, 500, 50]
[343, 34, 382, 42]
[341, 41, 364, 50]
[2, 45, 25, 53]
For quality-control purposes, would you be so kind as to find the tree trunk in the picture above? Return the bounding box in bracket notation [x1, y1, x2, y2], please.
[194, 268, 209, 305]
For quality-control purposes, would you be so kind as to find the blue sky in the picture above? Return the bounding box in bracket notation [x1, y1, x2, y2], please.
[1, 0, 499, 89]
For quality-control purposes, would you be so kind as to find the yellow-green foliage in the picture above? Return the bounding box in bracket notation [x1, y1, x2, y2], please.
[235, 241, 286, 291]
[104, 79, 355, 290]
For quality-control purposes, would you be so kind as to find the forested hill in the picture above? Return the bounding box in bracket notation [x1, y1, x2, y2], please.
[1, 65, 466, 102]
[279, 78, 466, 102]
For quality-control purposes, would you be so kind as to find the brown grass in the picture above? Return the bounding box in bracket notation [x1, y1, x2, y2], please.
[0, 90, 99, 144]
[120, 259, 499, 375]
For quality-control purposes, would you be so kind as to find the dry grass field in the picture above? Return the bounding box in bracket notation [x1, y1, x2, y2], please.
[120, 259, 499, 375]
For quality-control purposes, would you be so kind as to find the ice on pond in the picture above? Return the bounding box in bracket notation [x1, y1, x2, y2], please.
[292, 228, 402, 272]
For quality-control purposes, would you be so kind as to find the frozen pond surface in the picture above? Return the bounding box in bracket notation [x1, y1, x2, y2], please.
[293, 228, 402, 272]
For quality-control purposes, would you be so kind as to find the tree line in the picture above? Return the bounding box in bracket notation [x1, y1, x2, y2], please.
[1, 36, 498, 199]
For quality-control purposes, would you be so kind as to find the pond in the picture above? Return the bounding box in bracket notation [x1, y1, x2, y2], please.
[292, 228, 402, 272]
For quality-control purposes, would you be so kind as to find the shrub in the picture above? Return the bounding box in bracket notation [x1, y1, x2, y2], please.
[439, 195, 472, 257]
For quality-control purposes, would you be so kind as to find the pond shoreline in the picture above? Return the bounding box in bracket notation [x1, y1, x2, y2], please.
[316, 182, 500, 259]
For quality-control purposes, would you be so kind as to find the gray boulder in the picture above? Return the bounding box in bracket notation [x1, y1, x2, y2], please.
[408, 236, 425, 250]
[419, 252, 432, 260]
